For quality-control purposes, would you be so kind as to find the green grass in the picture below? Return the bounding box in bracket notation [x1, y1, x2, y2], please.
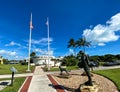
[0, 77, 26, 92]
[99, 62, 105, 66]
[0, 64, 34, 92]
[94, 68, 120, 91]
[0, 64, 35, 74]
[66, 66, 79, 70]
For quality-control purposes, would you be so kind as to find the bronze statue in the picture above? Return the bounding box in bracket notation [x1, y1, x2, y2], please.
[79, 50, 93, 86]
[59, 61, 69, 75]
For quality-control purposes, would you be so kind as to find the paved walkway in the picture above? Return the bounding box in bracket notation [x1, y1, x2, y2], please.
[27, 66, 57, 92]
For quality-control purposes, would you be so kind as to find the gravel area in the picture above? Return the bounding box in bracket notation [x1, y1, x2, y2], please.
[52, 71, 118, 92]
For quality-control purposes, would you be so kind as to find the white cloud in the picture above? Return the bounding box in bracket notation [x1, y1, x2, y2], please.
[0, 50, 16, 56]
[34, 48, 47, 54]
[83, 13, 120, 46]
[8, 51, 16, 56]
[5, 41, 21, 47]
[34, 48, 54, 56]
[69, 49, 74, 54]
[98, 43, 105, 46]
[65, 49, 74, 56]
[14, 55, 25, 59]
[0, 50, 6, 54]
[32, 37, 53, 45]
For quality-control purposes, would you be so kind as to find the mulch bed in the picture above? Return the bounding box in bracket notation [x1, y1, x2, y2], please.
[51, 71, 119, 92]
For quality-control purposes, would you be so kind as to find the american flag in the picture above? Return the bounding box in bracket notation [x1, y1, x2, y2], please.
[46, 17, 49, 26]
[30, 13, 33, 29]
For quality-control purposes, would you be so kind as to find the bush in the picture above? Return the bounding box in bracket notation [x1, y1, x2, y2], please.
[63, 55, 79, 66]
[21, 61, 27, 65]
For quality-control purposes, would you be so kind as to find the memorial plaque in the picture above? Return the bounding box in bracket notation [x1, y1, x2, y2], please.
[10, 67, 17, 73]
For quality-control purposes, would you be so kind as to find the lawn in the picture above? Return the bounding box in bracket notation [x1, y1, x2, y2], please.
[0, 77, 26, 92]
[94, 68, 120, 91]
[0, 64, 35, 74]
[0, 64, 34, 92]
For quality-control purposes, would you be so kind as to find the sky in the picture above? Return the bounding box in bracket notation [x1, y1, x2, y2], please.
[0, 0, 120, 60]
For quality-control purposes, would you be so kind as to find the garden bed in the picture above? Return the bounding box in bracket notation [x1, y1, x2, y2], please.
[52, 70, 118, 92]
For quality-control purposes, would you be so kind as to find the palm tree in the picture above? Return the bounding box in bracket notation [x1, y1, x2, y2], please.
[68, 38, 77, 56]
[76, 37, 91, 52]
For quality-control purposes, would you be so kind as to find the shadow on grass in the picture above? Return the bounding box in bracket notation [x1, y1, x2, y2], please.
[0, 82, 9, 85]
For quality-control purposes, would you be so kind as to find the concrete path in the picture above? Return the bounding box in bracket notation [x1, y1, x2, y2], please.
[0, 73, 33, 79]
[96, 65, 120, 70]
[28, 66, 56, 92]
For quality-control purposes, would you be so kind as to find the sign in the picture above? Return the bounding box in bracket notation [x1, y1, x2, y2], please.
[10, 67, 17, 73]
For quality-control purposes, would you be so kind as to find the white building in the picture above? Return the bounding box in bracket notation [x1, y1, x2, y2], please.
[32, 56, 63, 67]
[32, 56, 55, 66]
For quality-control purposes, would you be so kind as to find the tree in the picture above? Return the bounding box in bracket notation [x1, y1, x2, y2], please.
[89, 55, 100, 62]
[30, 52, 36, 63]
[30, 52, 36, 57]
[63, 55, 78, 66]
[104, 54, 115, 62]
[115, 54, 120, 60]
[68, 38, 77, 56]
[3, 58, 9, 64]
[76, 37, 91, 52]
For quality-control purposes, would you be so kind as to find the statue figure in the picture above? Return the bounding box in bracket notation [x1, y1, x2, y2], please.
[79, 50, 93, 86]
[59, 61, 69, 75]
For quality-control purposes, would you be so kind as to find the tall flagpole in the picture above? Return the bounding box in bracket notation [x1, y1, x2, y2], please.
[27, 13, 33, 72]
[46, 17, 50, 70]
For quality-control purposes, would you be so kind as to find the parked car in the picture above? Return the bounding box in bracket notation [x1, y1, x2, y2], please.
[78, 61, 99, 68]
[103, 61, 120, 66]
[89, 61, 99, 67]
[10, 62, 19, 64]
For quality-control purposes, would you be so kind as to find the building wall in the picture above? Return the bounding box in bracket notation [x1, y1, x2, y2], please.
[0, 58, 3, 64]
[32, 56, 54, 66]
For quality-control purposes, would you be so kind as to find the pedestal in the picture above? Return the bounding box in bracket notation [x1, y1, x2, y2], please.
[80, 82, 99, 92]
[26, 70, 31, 73]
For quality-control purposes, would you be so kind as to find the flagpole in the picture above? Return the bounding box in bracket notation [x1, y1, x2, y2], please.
[47, 17, 50, 70]
[27, 13, 33, 72]
[28, 26, 32, 72]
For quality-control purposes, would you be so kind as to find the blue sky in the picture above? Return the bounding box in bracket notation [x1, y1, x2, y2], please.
[0, 0, 120, 60]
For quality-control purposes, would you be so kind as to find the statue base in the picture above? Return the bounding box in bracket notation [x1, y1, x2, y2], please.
[26, 70, 31, 73]
[80, 82, 99, 92]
